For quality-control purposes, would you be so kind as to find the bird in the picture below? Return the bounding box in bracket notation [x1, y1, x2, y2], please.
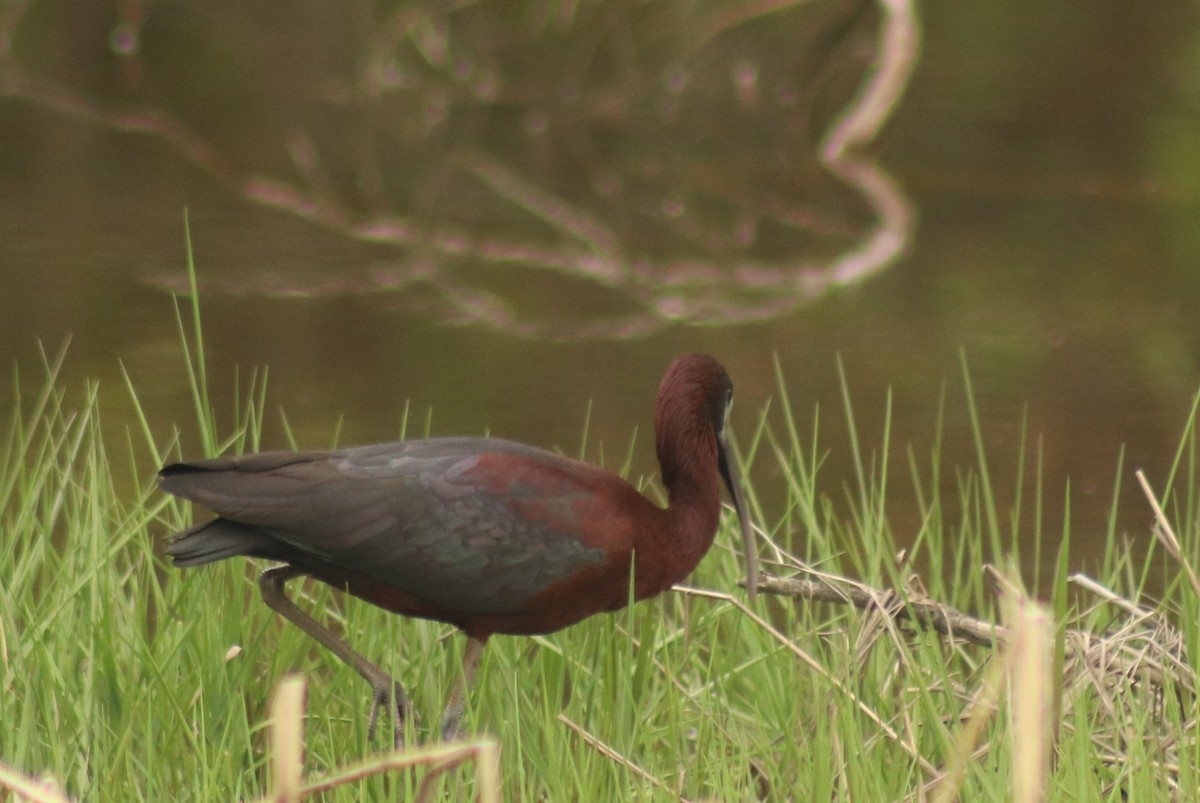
[160, 352, 758, 745]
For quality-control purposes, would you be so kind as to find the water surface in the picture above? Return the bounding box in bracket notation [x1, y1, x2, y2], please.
[3, 2, 1199, 589]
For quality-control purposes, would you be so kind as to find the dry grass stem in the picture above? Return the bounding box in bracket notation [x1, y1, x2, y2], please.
[1003, 591, 1054, 803]
[752, 566, 1192, 696]
[557, 714, 692, 803]
[232, 676, 500, 803]
[729, 512, 1197, 800]
[269, 675, 306, 803]
[294, 742, 500, 802]
[0, 765, 75, 803]
[675, 584, 939, 778]
[1136, 470, 1200, 596]
[926, 656, 1006, 803]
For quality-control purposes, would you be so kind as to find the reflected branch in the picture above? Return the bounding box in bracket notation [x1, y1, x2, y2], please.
[0, 0, 919, 339]
[819, 0, 919, 287]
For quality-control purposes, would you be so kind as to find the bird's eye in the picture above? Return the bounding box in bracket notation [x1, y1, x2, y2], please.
[720, 388, 733, 432]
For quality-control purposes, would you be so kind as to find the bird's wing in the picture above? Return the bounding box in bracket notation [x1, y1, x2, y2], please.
[160, 439, 639, 614]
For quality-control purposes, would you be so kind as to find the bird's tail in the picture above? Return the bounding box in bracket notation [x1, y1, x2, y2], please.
[166, 519, 276, 568]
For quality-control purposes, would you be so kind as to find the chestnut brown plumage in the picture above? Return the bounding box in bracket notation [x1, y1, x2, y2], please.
[161, 353, 757, 743]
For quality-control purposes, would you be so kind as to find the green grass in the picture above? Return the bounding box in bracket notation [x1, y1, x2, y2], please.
[2, 282, 1198, 799]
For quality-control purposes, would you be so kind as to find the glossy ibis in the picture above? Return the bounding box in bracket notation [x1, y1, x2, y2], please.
[160, 352, 757, 744]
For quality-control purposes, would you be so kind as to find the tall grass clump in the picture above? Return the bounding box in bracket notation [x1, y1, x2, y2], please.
[2, 273, 1198, 798]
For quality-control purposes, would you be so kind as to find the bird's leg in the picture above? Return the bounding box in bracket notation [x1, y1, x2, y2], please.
[439, 635, 487, 740]
[259, 565, 413, 748]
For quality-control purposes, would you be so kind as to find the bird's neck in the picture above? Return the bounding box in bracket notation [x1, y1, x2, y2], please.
[656, 439, 722, 585]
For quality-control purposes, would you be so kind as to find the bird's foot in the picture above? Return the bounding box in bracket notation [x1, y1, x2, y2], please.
[366, 677, 414, 749]
[439, 709, 465, 742]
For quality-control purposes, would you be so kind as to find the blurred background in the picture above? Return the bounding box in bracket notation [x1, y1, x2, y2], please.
[2, 1, 1199, 583]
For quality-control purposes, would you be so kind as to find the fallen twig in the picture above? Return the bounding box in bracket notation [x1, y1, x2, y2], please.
[742, 572, 1007, 647]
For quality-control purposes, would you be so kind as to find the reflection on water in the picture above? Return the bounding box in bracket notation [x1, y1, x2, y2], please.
[2, 2, 1200, 589]
[1, 0, 914, 337]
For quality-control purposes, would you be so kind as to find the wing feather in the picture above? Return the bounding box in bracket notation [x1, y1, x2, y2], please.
[161, 439, 617, 613]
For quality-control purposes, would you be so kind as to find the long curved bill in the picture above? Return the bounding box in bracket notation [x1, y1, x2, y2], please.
[717, 429, 758, 602]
